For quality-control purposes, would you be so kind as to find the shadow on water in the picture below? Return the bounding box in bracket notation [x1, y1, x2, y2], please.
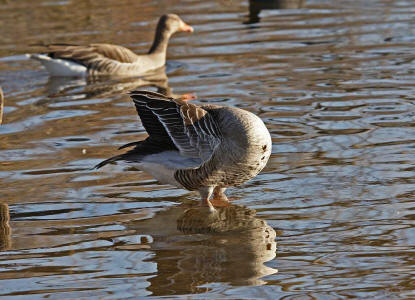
[246, 0, 306, 24]
[131, 204, 277, 295]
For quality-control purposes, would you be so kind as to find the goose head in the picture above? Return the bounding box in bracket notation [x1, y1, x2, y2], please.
[149, 14, 193, 54]
[159, 14, 194, 35]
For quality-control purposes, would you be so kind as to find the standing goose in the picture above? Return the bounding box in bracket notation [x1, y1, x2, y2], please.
[29, 14, 193, 77]
[95, 91, 272, 210]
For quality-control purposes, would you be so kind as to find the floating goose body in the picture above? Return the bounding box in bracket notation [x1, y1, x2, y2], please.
[96, 91, 272, 210]
[29, 14, 193, 77]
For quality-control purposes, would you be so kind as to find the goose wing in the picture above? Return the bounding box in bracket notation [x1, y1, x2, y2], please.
[130, 90, 222, 161]
[41, 43, 139, 67]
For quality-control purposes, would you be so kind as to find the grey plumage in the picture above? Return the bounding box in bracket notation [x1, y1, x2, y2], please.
[96, 90, 272, 209]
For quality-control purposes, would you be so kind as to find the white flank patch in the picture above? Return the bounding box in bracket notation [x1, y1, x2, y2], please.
[130, 151, 202, 188]
[30, 54, 87, 77]
[142, 151, 202, 169]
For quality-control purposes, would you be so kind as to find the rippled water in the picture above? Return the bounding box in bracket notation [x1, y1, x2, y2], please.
[2, 0, 415, 298]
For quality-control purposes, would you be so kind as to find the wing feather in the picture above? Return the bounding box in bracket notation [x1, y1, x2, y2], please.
[37, 43, 140, 74]
[130, 90, 222, 161]
[44, 43, 138, 63]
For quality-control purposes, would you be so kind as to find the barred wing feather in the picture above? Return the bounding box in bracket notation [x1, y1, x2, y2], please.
[45, 43, 139, 65]
[130, 91, 221, 161]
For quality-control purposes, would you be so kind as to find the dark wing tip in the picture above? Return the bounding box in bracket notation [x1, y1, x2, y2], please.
[118, 141, 139, 150]
[94, 155, 122, 169]
[129, 90, 192, 112]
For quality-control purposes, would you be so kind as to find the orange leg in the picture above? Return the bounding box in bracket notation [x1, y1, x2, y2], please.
[213, 187, 228, 201]
[199, 187, 215, 211]
[210, 187, 231, 207]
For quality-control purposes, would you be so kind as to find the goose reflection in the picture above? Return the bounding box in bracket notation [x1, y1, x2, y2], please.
[45, 66, 195, 100]
[246, 0, 306, 24]
[0, 203, 11, 251]
[175, 205, 277, 286]
[133, 203, 277, 295]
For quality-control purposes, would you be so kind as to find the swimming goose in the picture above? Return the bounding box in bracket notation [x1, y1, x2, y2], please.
[29, 14, 193, 77]
[95, 90, 272, 210]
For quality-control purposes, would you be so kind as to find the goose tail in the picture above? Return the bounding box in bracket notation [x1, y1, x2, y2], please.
[29, 54, 87, 77]
[94, 154, 125, 169]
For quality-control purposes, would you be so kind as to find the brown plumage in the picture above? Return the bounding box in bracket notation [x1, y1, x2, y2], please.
[30, 14, 193, 77]
[46, 43, 139, 64]
[96, 91, 272, 210]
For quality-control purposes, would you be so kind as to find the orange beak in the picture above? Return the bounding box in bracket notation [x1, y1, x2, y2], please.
[179, 22, 194, 33]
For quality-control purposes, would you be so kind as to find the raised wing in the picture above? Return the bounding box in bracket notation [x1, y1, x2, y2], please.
[131, 90, 173, 138]
[130, 90, 222, 161]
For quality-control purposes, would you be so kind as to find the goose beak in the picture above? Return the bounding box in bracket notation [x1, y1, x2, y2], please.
[179, 22, 194, 33]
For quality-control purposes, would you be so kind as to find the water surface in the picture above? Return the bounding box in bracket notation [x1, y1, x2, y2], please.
[1, 0, 415, 298]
